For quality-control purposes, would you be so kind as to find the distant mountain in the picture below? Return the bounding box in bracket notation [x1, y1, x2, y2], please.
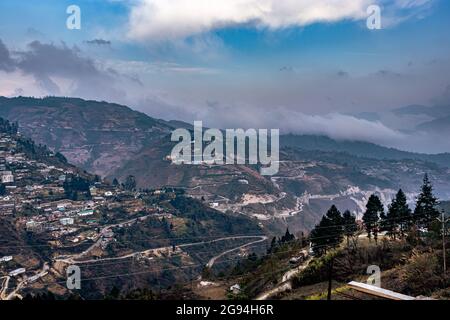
[416, 115, 450, 134]
[0, 116, 88, 176]
[393, 104, 450, 118]
[280, 134, 450, 168]
[0, 96, 174, 177]
[3, 96, 450, 234]
[2, 96, 450, 173]
[111, 132, 450, 233]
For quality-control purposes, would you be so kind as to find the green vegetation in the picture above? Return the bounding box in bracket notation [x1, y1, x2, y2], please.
[288, 174, 449, 299]
[0, 183, 6, 196]
[0, 117, 18, 135]
[382, 189, 412, 239]
[309, 205, 355, 255]
[363, 194, 384, 243]
[414, 174, 440, 228]
[123, 175, 137, 191]
[63, 175, 92, 200]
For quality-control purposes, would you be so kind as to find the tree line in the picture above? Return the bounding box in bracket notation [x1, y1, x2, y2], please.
[0, 117, 18, 135]
[310, 174, 442, 255]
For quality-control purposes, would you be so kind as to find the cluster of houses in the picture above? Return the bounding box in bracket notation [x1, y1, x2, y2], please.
[0, 131, 182, 292]
[0, 133, 73, 216]
[0, 133, 118, 228]
[1, 256, 49, 285]
[0, 256, 24, 278]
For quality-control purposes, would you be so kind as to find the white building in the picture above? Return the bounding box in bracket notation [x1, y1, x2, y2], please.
[9, 268, 26, 277]
[89, 186, 98, 196]
[78, 209, 94, 217]
[0, 255, 13, 262]
[1, 172, 14, 183]
[27, 271, 48, 283]
[60, 217, 74, 225]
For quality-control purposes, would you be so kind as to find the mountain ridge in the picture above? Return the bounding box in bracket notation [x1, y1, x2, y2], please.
[1, 96, 450, 172]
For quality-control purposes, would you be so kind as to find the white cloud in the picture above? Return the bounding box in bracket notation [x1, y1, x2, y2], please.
[198, 105, 406, 147]
[127, 0, 373, 41]
[126, 0, 435, 41]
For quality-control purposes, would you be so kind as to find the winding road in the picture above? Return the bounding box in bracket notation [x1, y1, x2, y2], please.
[56, 235, 268, 265]
[206, 236, 268, 268]
[0, 276, 10, 300]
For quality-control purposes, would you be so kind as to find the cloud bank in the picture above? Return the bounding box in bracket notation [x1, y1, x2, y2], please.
[168, 101, 407, 148]
[0, 39, 129, 102]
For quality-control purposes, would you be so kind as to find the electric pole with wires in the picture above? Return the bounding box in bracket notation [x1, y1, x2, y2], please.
[327, 256, 334, 300]
[437, 209, 449, 274]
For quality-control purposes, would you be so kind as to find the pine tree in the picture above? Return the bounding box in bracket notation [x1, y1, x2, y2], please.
[363, 194, 384, 243]
[269, 236, 277, 252]
[379, 208, 389, 237]
[309, 215, 332, 256]
[124, 175, 137, 191]
[414, 174, 439, 229]
[310, 205, 343, 255]
[383, 192, 400, 240]
[394, 189, 412, 237]
[326, 205, 344, 226]
[281, 228, 295, 243]
[342, 210, 358, 246]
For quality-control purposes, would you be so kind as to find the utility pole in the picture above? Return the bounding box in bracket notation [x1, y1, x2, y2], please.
[437, 210, 449, 274]
[327, 257, 334, 300]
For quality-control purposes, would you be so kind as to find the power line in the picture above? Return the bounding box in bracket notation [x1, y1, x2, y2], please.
[37, 242, 341, 288]
[2, 238, 364, 299]
[0, 211, 433, 249]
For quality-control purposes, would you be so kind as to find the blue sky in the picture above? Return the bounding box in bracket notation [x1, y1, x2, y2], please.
[1, 0, 449, 67]
[1, 0, 450, 152]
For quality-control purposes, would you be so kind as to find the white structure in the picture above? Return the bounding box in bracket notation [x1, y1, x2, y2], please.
[9, 268, 26, 277]
[26, 220, 38, 229]
[89, 186, 98, 196]
[1, 172, 14, 183]
[27, 272, 48, 283]
[230, 284, 241, 294]
[60, 217, 74, 225]
[78, 209, 94, 217]
[347, 281, 420, 300]
[0, 255, 13, 262]
[57, 202, 71, 209]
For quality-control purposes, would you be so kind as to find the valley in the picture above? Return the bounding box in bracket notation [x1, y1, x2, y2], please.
[1, 96, 450, 300]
